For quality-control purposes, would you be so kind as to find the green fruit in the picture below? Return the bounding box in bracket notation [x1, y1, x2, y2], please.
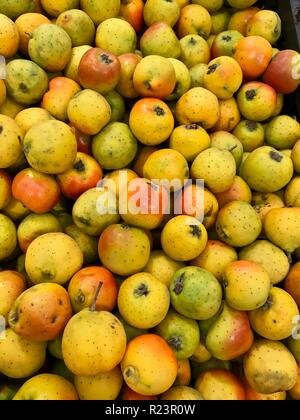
[216, 201, 262, 247]
[92, 122, 138, 170]
[233, 120, 265, 152]
[115, 312, 148, 342]
[169, 266, 222, 321]
[51, 359, 74, 383]
[29, 24, 72, 72]
[210, 132, 244, 167]
[190, 358, 231, 381]
[141, 22, 181, 58]
[241, 146, 294, 193]
[64, 225, 98, 265]
[5, 59, 48, 105]
[155, 310, 200, 359]
[0, 0, 35, 20]
[48, 336, 63, 360]
[239, 240, 290, 285]
[56, 9, 95, 47]
[104, 91, 126, 123]
[265, 115, 300, 150]
[0, 382, 20, 400]
[286, 336, 300, 363]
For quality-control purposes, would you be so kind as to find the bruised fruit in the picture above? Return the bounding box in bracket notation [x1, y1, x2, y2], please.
[244, 339, 298, 394]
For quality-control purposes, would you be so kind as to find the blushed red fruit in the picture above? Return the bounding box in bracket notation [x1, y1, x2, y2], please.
[12, 168, 61, 214]
[57, 152, 103, 200]
[120, 0, 144, 33]
[195, 369, 246, 400]
[68, 266, 118, 313]
[284, 262, 300, 308]
[69, 123, 92, 154]
[116, 53, 142, 99]
[234, 35, 273, 80]
[78, 48, 121, 95]
[263, 50, 300, 94]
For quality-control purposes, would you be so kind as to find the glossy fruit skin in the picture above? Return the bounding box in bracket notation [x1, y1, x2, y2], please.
[78, 48, 121, 95]
[264, 50, 300, 94]
[121, 334, 178, 396]
[237, 82, 277, 122]
[8, 282, 73, 341]
[234, 36, 273, 80]
[120, 0, 144, 33]
[57, 152, 103, 200]
[12, 168, 61, 214]
[0, 271, 26, 320]
[68, 266, 118, 313]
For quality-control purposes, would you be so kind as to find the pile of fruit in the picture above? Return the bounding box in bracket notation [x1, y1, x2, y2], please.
[0, 0, 300, 401]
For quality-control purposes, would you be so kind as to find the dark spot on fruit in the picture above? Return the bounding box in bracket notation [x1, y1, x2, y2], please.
[269, 151, 283, 162]
[173, 273, 185, 295]
[100, 53, 113, 65]
[18, 136, 22, 144]
[51, 316, 57, 324]
[190, 224, 202, 239]
[75, 216, 91, 226]
[9, 309, 19, 324]
[189, 37, 197, 46]
[167, 336, 183, 351]
[41, 270, 54, 280]
[73, 159, 85, 172]
[222, 35, 232, 42]
[134, 283, 149, 297]
[246, 89, 257, 100]
[121, 223, 130, 230]
[207, 63, 219, 74]
[22, 141, 31, 156]
[143, 80, 151, 90]
[185, 124, 199, 130]
[0, 126, 3, 134]
[19, 82, 28, 93]
[245, 121, 258, 132]
[75, 290, 85, 305]
[262, 295, 273, 311]
[58, 299, 63, 306]
[154, 106, 165, 116]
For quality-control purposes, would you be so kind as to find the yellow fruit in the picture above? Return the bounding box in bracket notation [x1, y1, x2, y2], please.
[0, 14, 20, 58]
[74, 367, 123, 400]
[144, 250, 185, 287]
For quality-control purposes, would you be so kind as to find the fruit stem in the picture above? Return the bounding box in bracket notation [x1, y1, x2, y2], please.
[90, 282, 103, 312]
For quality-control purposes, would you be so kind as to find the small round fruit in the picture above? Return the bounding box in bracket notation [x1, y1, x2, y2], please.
[170, 124, 211, 162]
[244, 339, 298, 394]
[144, 250, 185, 288]
[223, 260, 271, 311]
[118, 273, 170, 329]
[121, 334, 178, 396]
[0, 214, 17, 261]
[237, 82, 277, 122]
[98, 224, 151, 276]
[233, 120, 265, 152]
[265, 115, 300, 150]
[0, 114, 23, 169]
[249, 288, 299, 341]
[195, 369, 245, 400]
[246, 10, 281, 45]
[56, 9, 95, 47]
[25, 232, 83, 285]
[169, 266, 222, 321]
[8, 283, 72, 341]
[0, 271, 26, 320]
[216, 201, 262, 247]
[161, 386, 203, 400]
[15, 12, 50, 55]
[0, 14, 20, 58]
[161, 216, 208, 262]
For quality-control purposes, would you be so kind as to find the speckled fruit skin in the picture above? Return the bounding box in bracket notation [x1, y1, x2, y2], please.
[0, 214, 17, 260]
[67, 89, 111, 135]
[121, 334, 178, 396]
[74, 367, 123, 400]
[203, 57, 243, 100]
[13, 374, 78, 400]
[25, 232, 83, 285]
[216, 201, 262, 247]
[191, 240, 237, 281]
[213, 97, 241, 132]
[191, 147, 236, 194]
[0, 328, 46, 379]
[8, 282, 72, 341]
[249, 287, 299, 341]
[98, 224, 151, 277]
[0, 0, 35, 20]
[0, 14, 20, 58]
[228, 8, 259, 36]
[179, 35, 210, 69]
[233, 120, 264, 152]
[62, 309, 126, 376]
[129, 98, 174, 146]
[170, 124, 210, 162]
[72, 188, 120, 236]
[41, 0, 79, 17]
[205, 302, 254, 360]
[241, 146, 294, 193]
[118, 272, 170, 329]
[5, 59, 48, 106]
[144, 250, 185, 288]
[15, 108, 52, 135]
[154, 310, 200, 360]
[0, 114, 23, 169]
[29, 24, 72, 72]
[176, 87, 220, 129]
[12, 168, 61, 214]
[141, 22, 181, 59]
[215, 176, 252, 209]
[244, 339, 298, 394]
[143, 0, 180, 28]
[15, 13, 50, 56]
[264, 208, 300, 253]
[210, 132, 243, 167]
[162, 386, 203, 400]
[56, 9, 95, 47]
[237, 82, 277, 122]
[169, 266, 222, 320]
[0, 271, 26, 320]
[23, 120, 77, 175]
[239, 240, 290, 285]
[80, 0, 120, 25]
[223, 260, 271, 311]
[265, 115, 300, 150]
[161, 216, 208, 262]
[195, 369, 245, 400]
[92, 122, 137, 170]
[95, 18, 136, 56]
[177, 4, 212, 39]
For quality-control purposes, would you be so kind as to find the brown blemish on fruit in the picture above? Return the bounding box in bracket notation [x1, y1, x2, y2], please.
[173, 273, 185, 295]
